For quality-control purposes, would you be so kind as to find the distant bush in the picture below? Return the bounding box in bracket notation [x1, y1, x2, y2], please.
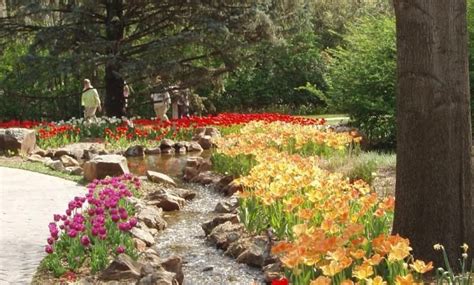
[208, 31, 328, 114]
[326, 15, 396, 148]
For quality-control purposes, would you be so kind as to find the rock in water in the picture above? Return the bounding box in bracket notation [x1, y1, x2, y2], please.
[146, 170, 177, 187]
[202, 214, 240, 235]
[125, 145, 145, 157]
[197, 135, 213, 150]
[146, 193, 185, 211]
[160, 256, 183, 285]
[144, 147, 161, 155]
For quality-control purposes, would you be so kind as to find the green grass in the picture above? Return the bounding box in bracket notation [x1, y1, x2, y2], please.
[299, 114, 350, 125]
[321, 151, 396, 185]
[0, 158, 86, 184]
[304, 114, 349, 119]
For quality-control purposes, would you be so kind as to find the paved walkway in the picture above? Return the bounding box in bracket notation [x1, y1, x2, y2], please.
[0, 167, 84, 285]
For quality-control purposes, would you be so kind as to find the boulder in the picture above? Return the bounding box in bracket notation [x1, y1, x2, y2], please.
[214, 201, 238, 214]
[225, 236, 252, 258]
[208, 221, 244, 250]
[99, 254, 142, 281]
[144, 147, 161, 155]
[161, 148, 175, 155]
[140, 249, 162, 269]
[197, 135, 213, 150]
[191, 171, 222, 185]
[263, 262, 284, 284]
[53, 149, 69, 158]
[160, 256, 183, 285]
[197, 160, 212, 172]
[131, 227, 156, 246]
[27, 154, 45, 163]
[45, 159, 65, 172]
[235, 237, 268, 268]
[193, 127, 206, 138]
[169, 188, 196, 200]
[83, 155, 129, 181]
[202, 214, 240, 235]
[147, 170, 176, 187]
[183, 167, 199, 182]
[138, 270, 178, 285]
[185, 157, 202, 168]
[65, 166, 83, 176]
[147, 193, 185, 211]
[0, 128, 36, 154]
[174, 141, 189, 150]
[33, 148, 47, 157]
[205, 127, 221, 137]
[176, 146, 186, 154]
[215, 175, 234, 191]
[134, 238, 148, 252]
[137, 206, 167, 230]
[160, 139, 175, 150]
[187, 141, 203, 152]
[222, 181, 244, 196]
[124, 145, 145, 157]
[60, 155, 80, 167]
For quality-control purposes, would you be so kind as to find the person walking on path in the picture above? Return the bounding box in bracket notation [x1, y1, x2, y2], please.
[81, 79, 101, 122]
[177, 89, 190, 119]
[151, 88, 171, 122]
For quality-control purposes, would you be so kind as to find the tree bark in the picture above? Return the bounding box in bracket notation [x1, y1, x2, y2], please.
[104, 0, 125, 117]
[393, 0, 473, 268]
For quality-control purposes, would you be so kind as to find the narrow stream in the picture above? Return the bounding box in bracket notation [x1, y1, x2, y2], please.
[128, 153, 264, 285]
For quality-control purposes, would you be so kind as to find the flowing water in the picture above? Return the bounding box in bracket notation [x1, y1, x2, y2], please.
[127, 153, 264, 285]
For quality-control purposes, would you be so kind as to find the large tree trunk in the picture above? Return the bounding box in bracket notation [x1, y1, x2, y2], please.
[393, 0, 473, 268]
[104, 0, 125, 117]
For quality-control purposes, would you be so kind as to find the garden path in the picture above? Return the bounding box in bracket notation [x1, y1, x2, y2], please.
[0, 167, 84, 285]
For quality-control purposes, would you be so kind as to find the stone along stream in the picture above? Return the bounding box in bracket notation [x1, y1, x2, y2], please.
[127, 153, 264, 285]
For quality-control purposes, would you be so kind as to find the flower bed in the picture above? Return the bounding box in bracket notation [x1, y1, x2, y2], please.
[0, 113, 326, 149]
[43, 174, 140, 277]
[212, 121, 433, 284]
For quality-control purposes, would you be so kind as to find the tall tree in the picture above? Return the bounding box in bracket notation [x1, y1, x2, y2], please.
[0, 1, 276, 117]
[393, 0, 473, 267]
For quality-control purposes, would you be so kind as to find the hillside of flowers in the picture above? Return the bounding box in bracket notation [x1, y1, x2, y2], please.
[212, 122, 434, 285]
[0, 113, 325, 149]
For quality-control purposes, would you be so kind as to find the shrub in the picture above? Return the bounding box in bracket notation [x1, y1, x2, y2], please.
[326, 15, 396, 148]
[208, 30, 328, 113]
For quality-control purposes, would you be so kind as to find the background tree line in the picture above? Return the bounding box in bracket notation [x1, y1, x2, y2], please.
[0, 0, 473, 148]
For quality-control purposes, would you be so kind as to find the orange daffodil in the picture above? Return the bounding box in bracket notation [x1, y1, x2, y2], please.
[215, 121, 432, 284]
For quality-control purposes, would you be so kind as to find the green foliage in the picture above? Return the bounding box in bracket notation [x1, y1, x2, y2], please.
[0, 1, 278, 119]
[326, 15, 396, 148]
[209, 30, 328, 114]
[211, 152, 257, 178]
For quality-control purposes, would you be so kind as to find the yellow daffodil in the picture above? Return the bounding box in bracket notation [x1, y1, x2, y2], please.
[410, 260, 433, 274]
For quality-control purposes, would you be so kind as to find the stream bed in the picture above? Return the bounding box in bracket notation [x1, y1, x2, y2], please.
[128, 153, 264, 284]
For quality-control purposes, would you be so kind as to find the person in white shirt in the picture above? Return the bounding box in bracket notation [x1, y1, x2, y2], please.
[150, 89, 171, 122]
